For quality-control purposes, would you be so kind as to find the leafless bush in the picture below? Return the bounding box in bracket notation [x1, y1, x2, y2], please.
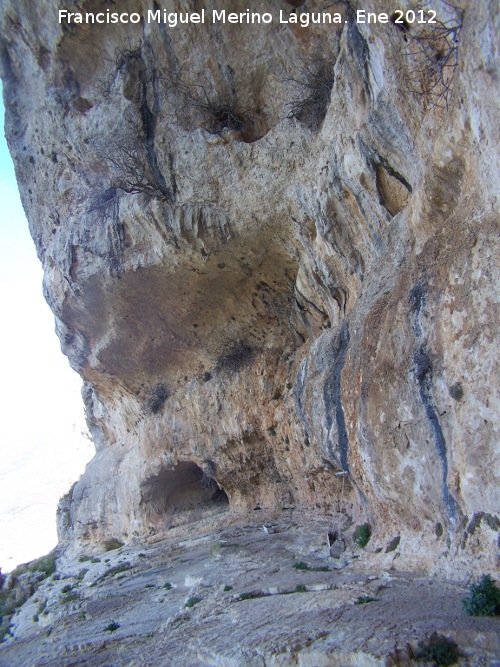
[98, 43, 143, 99]
[392, 1, 463, 110]
[286, 55, 335, 131]
[90, 118, 174, 217]
[104, 132, 167, 199]
[201, 461, 217, 489]
[216, 340, 255, 375]
[169, 72, 250, 136]
[94, 40, 175, 207]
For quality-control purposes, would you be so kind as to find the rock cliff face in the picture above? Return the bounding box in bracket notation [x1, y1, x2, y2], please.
[1, 0, 498, 579]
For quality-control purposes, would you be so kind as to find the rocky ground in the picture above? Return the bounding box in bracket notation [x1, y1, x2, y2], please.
[1, 511, 499, 666]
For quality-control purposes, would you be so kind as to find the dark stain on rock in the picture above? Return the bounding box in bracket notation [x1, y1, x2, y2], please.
[324, 322, 350, 472]
[413, 346, 461, 522]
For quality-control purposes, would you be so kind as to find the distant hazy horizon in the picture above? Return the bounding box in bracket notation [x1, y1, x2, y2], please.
[0, 84, 94, 573]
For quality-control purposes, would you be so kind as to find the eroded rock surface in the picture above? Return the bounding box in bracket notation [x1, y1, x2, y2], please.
[1, 514, 500, 666]
[0, 0, 498, 584]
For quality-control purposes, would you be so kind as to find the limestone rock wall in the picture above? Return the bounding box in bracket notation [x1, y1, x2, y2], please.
[1, 0, 498, 578]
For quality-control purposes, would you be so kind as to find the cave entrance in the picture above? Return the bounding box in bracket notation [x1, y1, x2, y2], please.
[140, 461, 228, 529]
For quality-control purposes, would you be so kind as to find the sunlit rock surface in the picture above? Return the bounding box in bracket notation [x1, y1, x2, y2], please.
[0, 0, 498, 587]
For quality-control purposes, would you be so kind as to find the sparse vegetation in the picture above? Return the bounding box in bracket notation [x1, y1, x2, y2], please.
[61, 591, 79, 604]
[11, 552, 57, 580]
[104, 621, 120, 632]
[484, 514, 500, 531]
[293, 561, 311, 571]
[292, 561, 329, 572]
[171, 71, 252, 138]
[163, 582, 173, 590]
[95, 562, 132, 583]
[33, 553, 57, 578]
[185, 596, 202, 608]
[223, 585, 233, 592]
[354, 596, 378, 605]
[286, 55, 335, 131]
[239, 592, 263, 601]
[95, 43, 174, 207]
[462, 574, 500, 617]
[202, 461, 217, 489]
[415, 633, 460, 666]
[0, 617, 12, 643]
[391, 2, 464, 110]
[353, 523, 372, 548]
[295, 584, 307, 593]
[0, 551, 58, 641]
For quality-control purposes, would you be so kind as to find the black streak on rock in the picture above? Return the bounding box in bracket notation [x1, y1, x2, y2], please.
[409, 283, 460, 522]
[324, 322, 350, 472]
[294, 358, 313, 443]
[413, 347, 460, 522]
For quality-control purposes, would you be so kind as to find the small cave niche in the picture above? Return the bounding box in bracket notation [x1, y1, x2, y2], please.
[376, 165, 411, 217]
[140, 462, 229, 528]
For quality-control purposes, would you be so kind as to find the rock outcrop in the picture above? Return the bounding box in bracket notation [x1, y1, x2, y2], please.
[1, 0, 498, 580]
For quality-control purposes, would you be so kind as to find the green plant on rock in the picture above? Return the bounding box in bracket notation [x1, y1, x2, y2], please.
[354, 595, 378, 605]
[353, 523, 372, 548]
[185, 596, 202, 608]
[104, 621, 120, 632]
[239, 591, 264, 600]
[11, 552, 57, 580]
[463, 574, 500, 617]
[0, 555, 57, 642]
[0, 617, 12, 643]
[292, 561, 329, 572]
[415, 633, 460, 666]
[292, 561, 311, 571]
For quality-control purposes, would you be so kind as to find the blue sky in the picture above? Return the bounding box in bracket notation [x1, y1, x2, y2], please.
[0, 84, 93, 570]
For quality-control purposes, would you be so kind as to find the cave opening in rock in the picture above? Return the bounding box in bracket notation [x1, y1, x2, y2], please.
[140, 461, 229, 528]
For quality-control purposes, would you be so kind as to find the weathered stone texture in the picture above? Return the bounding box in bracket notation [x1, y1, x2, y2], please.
[0, 0, 498, 579]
